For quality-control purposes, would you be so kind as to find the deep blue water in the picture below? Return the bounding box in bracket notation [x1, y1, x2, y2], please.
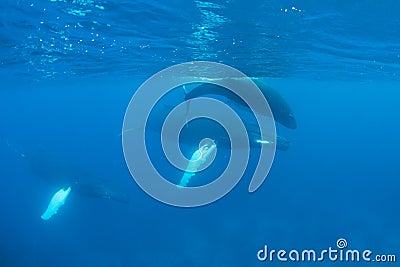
[1, 1, 399, 266]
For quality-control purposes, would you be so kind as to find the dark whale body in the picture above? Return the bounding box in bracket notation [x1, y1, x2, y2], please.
[26, 149, 128, 203]
[184, 79, 297, 129]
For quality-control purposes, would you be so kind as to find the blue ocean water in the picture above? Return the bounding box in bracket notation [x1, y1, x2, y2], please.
[0, 1, 399, 266]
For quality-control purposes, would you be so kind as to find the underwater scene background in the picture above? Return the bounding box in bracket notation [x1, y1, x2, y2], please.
[0, 0, 399, 266]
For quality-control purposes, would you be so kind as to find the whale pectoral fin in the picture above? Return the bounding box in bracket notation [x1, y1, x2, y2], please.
[41, 186, 71, 220]
[183, 84, 189, 95]
[254, 134, 291, 151]
[178, 143, 217, 187]
[178, 171, 195, 187]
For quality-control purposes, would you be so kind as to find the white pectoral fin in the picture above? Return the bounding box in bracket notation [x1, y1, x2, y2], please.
[183, 84, 189, 95]
[178, 152, 199, 187]
[41, 186, 71, 220]
[256, 139, 271, 144]
[178, 143, 216, 187]
[178, 171, 195, 187]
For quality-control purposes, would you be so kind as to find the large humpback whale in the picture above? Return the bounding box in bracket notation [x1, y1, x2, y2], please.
[184, 78, 297, 130]
[3, 138, 128, 219]
[174, 118, 291, 151]
[136, 86, 292, 151]
[139, 78, 295, 151]
[140, 102, 290, 151]
[25, 149, 128, 204]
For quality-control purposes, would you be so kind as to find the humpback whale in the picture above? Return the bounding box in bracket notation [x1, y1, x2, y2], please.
[7, 146, 128, 219]
[176, 119, 291, 151]
[25, 149, 128, 205]
[184, 78, 297, 130]
[3, 137, 128, 220]
[142, 98, 291, 151]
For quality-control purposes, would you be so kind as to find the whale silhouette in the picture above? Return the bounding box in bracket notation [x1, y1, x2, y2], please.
[184, 78, 297, 130]
[22, 148, 128, 204]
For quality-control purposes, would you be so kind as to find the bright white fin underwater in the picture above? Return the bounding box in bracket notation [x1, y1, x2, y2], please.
[178, 142, 217, 187]
[41, 187, 71, 220]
